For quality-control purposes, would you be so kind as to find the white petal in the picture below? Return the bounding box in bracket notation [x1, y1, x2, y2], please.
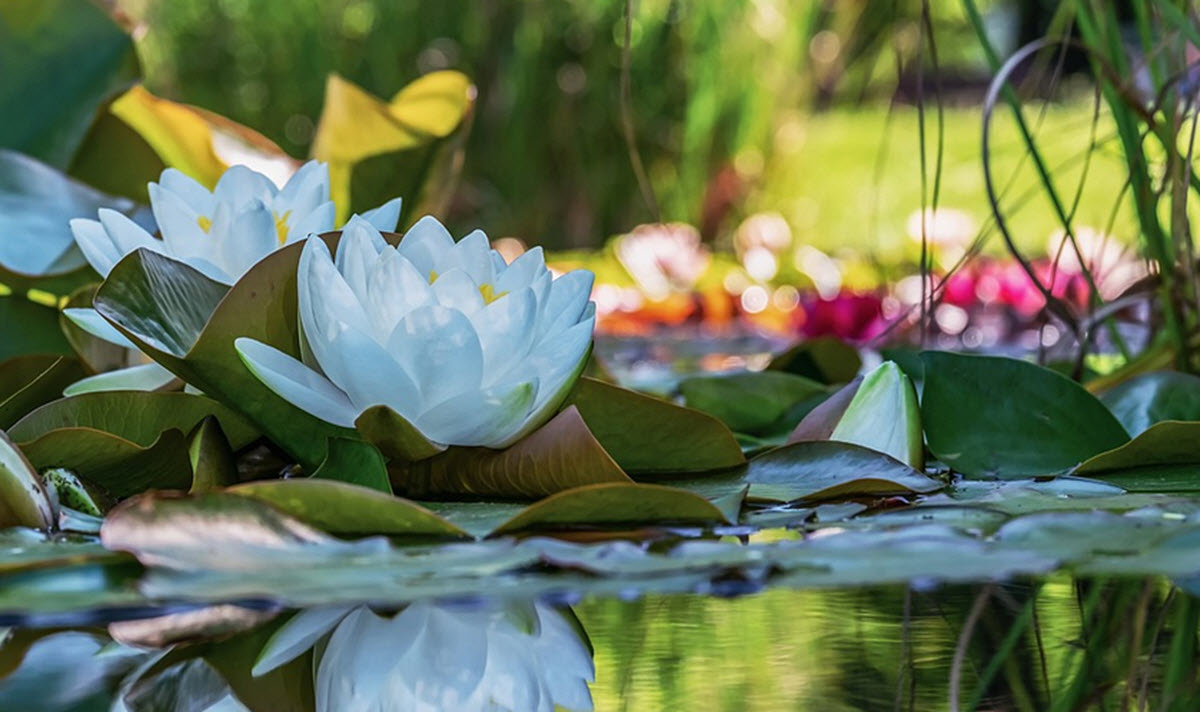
[452, 229, 494, 284]
[396, 215, 455, 278]
[495, 246, 546, 294]
[284, 201, 335, 244]
[333, 217, 388, 306]
[157, 168, 214, 213]
[63, 307, 135, 348]
[315, 320, 423, 418]
[357, 197, 402, 232]
[213, 165, 277, 208]
[276, 160, 329, 206]
[498, 316, 593, 447]
[69, 217, 121, 276]
[417, 379, 536, 447]
[539, 270, 594, 338]
[252, 605, 352, 677]
[386, 304, 483, 407]
[364, 249, 432, 338]
[148, 183, 211, 263]
[96, 208, 160, 257]
[62, 363, 176, 396]
[467, 287, 538, 386]
[217, 201, 277, 280]
[430, 268, 485, 315]
[298, 238, 373, 345]
[234, 338, 359, 427]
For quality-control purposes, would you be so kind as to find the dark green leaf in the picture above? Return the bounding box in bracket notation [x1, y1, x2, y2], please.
[920, 351, 1129, 478]
[229, 479, 469, 538]
[17, 428, 190, 498]
[0, 355, 85, 429]
[0, 296, 72, 361]
[490, 483, 730, 534]
[187, 416, 237, 493]
[1100, 371, 1200, 436]
[767, 337, 861, 384]
[678, 370, 827, 434]
[568, 377, 744, 474]
[309, 437, 391, 494]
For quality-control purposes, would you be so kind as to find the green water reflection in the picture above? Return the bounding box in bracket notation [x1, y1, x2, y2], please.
[4, 576, 1200, 711]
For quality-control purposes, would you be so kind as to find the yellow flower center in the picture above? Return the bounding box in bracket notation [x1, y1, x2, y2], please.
[428, 270, 507, 304]
[196, 216, 212, 232]
[274, 210, 292, 245]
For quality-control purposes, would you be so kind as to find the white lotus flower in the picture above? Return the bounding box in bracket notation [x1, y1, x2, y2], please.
[63, 161, 402, 394]
[235, 216, 595, 449]
[253, 602, 594, 712]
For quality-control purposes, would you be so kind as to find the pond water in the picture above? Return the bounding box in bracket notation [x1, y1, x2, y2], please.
[1, 567, 1198, 710]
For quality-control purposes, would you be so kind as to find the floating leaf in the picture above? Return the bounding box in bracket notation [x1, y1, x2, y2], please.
[745, 441, 942, 502]
[354, 405, 443, 463]
[0, 355, 85, 429]
[395, 406, 631, 499]
[568, 377, 744, 474]
[309, 437, 391, 494]
[8, 391, 258, 450]
[0, 431, 54, 530]
[229, 479, 468, 538]
[678, 371, 827, 434]
[94, 244, 354, 469]
[492, 483, 730, 535]
[920, 351, 1129, 478]
[828, 361, 923, 468]
[767, 337, 861, 384]
[1100, 372, 1200, 436]
[0, 0, 137, 167]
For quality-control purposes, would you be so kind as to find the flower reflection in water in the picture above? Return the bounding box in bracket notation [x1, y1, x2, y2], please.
[256, 601, 594, 712]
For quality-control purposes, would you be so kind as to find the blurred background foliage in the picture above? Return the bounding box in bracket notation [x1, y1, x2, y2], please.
[110, 0, 1105, 255]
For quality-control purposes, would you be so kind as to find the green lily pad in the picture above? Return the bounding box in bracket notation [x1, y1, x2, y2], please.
[310, 437, 391, 494]
[767, 337, 861, 384]
[1100, 372, 1200, 436]
[567, 377, 745, 474]
[678, 370, 828, 434]
[920, 351, 1129, 478]
[0, 355, 85, 429]
[787, 375, 861, 443]
[0, 431, 55, 530]
[491, 483, 731, 535]
[745, 440, 943, 502]
[8, 391, 258, 450]
[94, 245, 354, 470]
[394, 406, 632, 499]
[17, 428, 190, 498]
[228, 479, 468, 539]
[826, 361, 923, 468]
[1074, 421, 1200, 485]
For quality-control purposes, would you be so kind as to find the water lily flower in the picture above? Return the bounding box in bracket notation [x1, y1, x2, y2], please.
[63, 161, 402, 394]
[253, 602, 594, 712]
[236, 216, 595, 449]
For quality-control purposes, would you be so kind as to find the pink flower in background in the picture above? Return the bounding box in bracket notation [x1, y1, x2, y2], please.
[798, 291, 887, 343]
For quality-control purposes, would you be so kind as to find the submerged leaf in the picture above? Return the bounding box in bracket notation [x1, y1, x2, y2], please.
[920, 351, 1129, 478]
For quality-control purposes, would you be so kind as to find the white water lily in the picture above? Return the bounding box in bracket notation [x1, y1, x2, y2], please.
[63, 161, 402, 394]
[253, 602, 594, 712]
[235, 216, 595, 449]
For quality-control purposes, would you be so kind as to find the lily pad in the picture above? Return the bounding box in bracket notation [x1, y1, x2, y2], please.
[678, 371, 827, 434]
[744, 440, 943, 502]
[228, 479, 468, 539]
[0, 431, 55, 530]
[354, 405, 443, 463]
[491, 483, 730, 535]
[16, 428, 190, 498]
[767, 337, 861, 384]
[920, 351, 1129, 478]
[309, 437, 391, 494]
[94, 244, 354, 469]
[394, 406, 631, 499]
[567, 377, 745, 474]
[0, 355, 85, 429]
[1100, 372, 1200, 436]
[187, 417, 237, 493]
[1074, 421, 1200, 484]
